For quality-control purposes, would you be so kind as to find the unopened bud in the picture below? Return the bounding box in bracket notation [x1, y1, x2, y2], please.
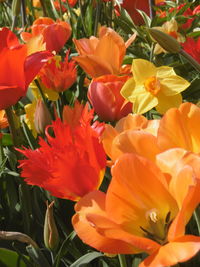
[34, 99, 52, 135]
[149, 28, 181, 54]
[44, 201, 59, 251]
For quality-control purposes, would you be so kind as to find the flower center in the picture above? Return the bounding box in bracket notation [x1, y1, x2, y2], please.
[140, 209, 171, 245]
[144, 76, 161, 95]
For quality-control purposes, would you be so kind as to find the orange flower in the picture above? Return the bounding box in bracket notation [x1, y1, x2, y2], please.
[73, 26, 136, 78]
[21, 17, 71, 53]
[157, 102, 200, 153]
[72, 153, 200, 266]
[0, 110, 9, 129]
[88, 74, 132, 121]
[17, 102, 106, 201]
[101, 113, 160, 163]
[39, 52, 77, 92]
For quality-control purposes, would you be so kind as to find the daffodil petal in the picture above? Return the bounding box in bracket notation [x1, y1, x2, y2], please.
[156, 66, 176, 78]
[132, 59, 156, 84]
[160, 76, 190, 96]
[156, 93, 182, 114]
[120, 77, 136, 100]
[133, 90, 158, 114]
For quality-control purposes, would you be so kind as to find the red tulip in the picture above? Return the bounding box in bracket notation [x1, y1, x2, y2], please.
[21, 17, 71, 53]
[0, 27, 52, 110]
[88, 74, 132, 121]
[17, 102, 106, 201]
[39, 51, 77, 92]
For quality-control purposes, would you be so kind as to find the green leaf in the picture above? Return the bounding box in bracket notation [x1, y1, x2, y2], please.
[54, 231, 77, 267]
[26, 245, 51, 267]
[136, 9, 151, 28]
[0, 248, 28, 267]
[70, 252, 103, 267]
[1, 134, 13, 146]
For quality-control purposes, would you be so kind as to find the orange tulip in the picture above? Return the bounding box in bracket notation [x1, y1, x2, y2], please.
[72, 153, 200, 266]
[88, 74, 132, 121]
[157, 102, 200, 153]
[73, 26, 136, 78]
[21, 17, 71, 53]
[101, 113, 160, 163]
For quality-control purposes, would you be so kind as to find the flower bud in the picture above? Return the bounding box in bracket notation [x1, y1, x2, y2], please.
[149, 28, 181, 53]
[34, 99, 52, 135]
[44, 201, 59, 251]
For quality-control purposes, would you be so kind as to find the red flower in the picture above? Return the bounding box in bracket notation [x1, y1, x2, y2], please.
[182, 37, 200, 64]
[17, 102, 106, 201]
[193, 5, 200, 15]
[54, 0, 77, 11]
[21, 17, 71, 52]
[88, 74, 132, 121]
[39, 51, 77, 92]
[0, 28, 52, 110]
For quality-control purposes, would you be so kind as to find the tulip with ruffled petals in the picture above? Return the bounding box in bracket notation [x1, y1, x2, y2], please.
[39, 52, 77, 92]
[17, 102, 106, 201]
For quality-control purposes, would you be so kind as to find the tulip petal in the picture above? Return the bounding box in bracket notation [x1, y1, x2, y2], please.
[73, 55, 114, 78]
[24, 51, 53, 88]
[140, 235, 200, 267]
[156, 148, 188, 175]
[107, 154, 178, 235]
[157, 102, 200, 152]
[0, 27, 19, 49]
[168, 178, 200, 240]
[0, 85, 24, 110]
[111, 130, 160, 162]
[72, 191, 138, 254]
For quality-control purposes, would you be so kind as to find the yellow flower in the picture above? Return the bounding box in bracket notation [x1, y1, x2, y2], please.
[25, 100, 37, 137]
[121, 59, 190, 114]
[30, 79, 59, 101]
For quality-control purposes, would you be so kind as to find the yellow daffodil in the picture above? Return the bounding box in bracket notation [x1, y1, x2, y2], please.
[121, 59, 190, 114]
[30, 79, 59, 101]
[25, 100, 37, 137]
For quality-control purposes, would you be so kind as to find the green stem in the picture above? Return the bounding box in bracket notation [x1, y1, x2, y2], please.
[21, 0, 26, 28]
[194, 208, 200, 235]
[39, 0, 48, 17]
[118, 254, 127, 267]
[5, 107, 22, 147]
[179, 49, 200, 73]
[58, 0, 63, 20]
[94, 0, 101, 36]
[78, 0, 87, 36]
